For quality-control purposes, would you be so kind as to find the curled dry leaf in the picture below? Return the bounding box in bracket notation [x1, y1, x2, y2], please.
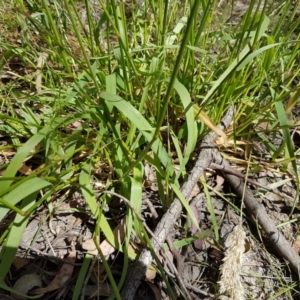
[13, 258, 29, 271]
[145, 267, 156, 281]
[82, 238, 97, 251]
[11, 274, 42, 299]
[145, 281, 162, 300]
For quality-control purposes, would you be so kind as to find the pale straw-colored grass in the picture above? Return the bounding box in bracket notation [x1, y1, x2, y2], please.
[218, 224, 246, 300]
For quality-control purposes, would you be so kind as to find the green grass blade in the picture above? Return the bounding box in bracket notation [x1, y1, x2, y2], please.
[130, 163, 143, 238]
[79, 163, 99, 217]
[100, 91, 174, 175]
[72, 253, 93, 300]
[237, 43, 280, 71]
[172, 79, 197, 163]
[2, 125, 52, 190]
[201, 174, 219, 242]
[170, 183, 199, 231]
[0, 178, 52, 221]
[274, 101, 299, 214]
[0, 191, 39, 282]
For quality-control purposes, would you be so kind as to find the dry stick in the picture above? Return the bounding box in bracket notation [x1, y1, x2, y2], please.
[213, 152, 300, 276]
[80, 256, 98, 300]
[120, 106, 235, 299]
[102, 191, 192, 299]
[166, 236, 192, 300]
[209, 162, 295, 202]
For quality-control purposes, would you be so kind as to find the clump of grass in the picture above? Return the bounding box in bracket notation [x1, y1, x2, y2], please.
[0, 0, 18, 39]
[0, 0, 300, 298]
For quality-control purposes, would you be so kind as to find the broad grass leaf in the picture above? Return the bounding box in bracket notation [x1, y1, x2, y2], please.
[0, 178, 52, 221]
[170, 129, 185, 179]
[171, 79, 198, 162]
[130, 163, 143, 238]
[61, 140, 77, 181]
[262, 35, 275, 72]
[79, 165, 119, 251]
[0, 191, 39, 282]
[106, 73, 117, 112]
[237, 43, 280, 71]
[2, 126, 52, 190]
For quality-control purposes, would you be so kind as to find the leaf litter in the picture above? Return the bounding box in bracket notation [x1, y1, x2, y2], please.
[0, 0, 300, 299]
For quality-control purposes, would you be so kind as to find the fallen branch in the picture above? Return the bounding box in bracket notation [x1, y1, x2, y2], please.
[213, 152, 300, 276]
[209, 162, 294, 202]
[120, 106, 235, 299]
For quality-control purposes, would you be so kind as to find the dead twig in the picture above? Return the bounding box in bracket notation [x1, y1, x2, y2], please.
[120, 106, 235, 299]
[208, 162, 295, 202]
[166, 236, 191, 300]
[102, 190, 195, 298]
[80, 256, 98, 300]
[213, 152, 300, 276]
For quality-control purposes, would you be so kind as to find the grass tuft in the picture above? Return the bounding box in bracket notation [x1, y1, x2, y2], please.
[0, 0, 300, 298]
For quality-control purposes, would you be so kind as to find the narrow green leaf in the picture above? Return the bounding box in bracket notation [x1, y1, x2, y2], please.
[72, 254, 93, 300]
[171, 79, 198, 163]
[130, 163, 143, 238]
[201, 14, 271, 105]
[0, 178, 52, 221]
[79, 164, 99, 217]
[2, 126, 52, 190]
[237, 43, 280, 71]
[170, 183, 200, 231]
[201, 174, 219, 242]
[100, 92, 174, 176]
[0, 192, 38, 282]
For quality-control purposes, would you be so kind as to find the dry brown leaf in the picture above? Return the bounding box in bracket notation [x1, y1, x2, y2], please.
[18, 164, 33, 175]
[215, 173, 225, 190]
[31, 247, 76, 294]
[194, 105, 229, 146]
[0, 150, 16, 156]
[145, 267, 156, 281]
[82, 238, 97, 251]
[144, 163, 158, 191]
[145, 281, 162, 300]
[189, 183, 200, 199]
[292, 235, 300, 253]
[13, 258, 29, 270]
[82, 217, 127, 256]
